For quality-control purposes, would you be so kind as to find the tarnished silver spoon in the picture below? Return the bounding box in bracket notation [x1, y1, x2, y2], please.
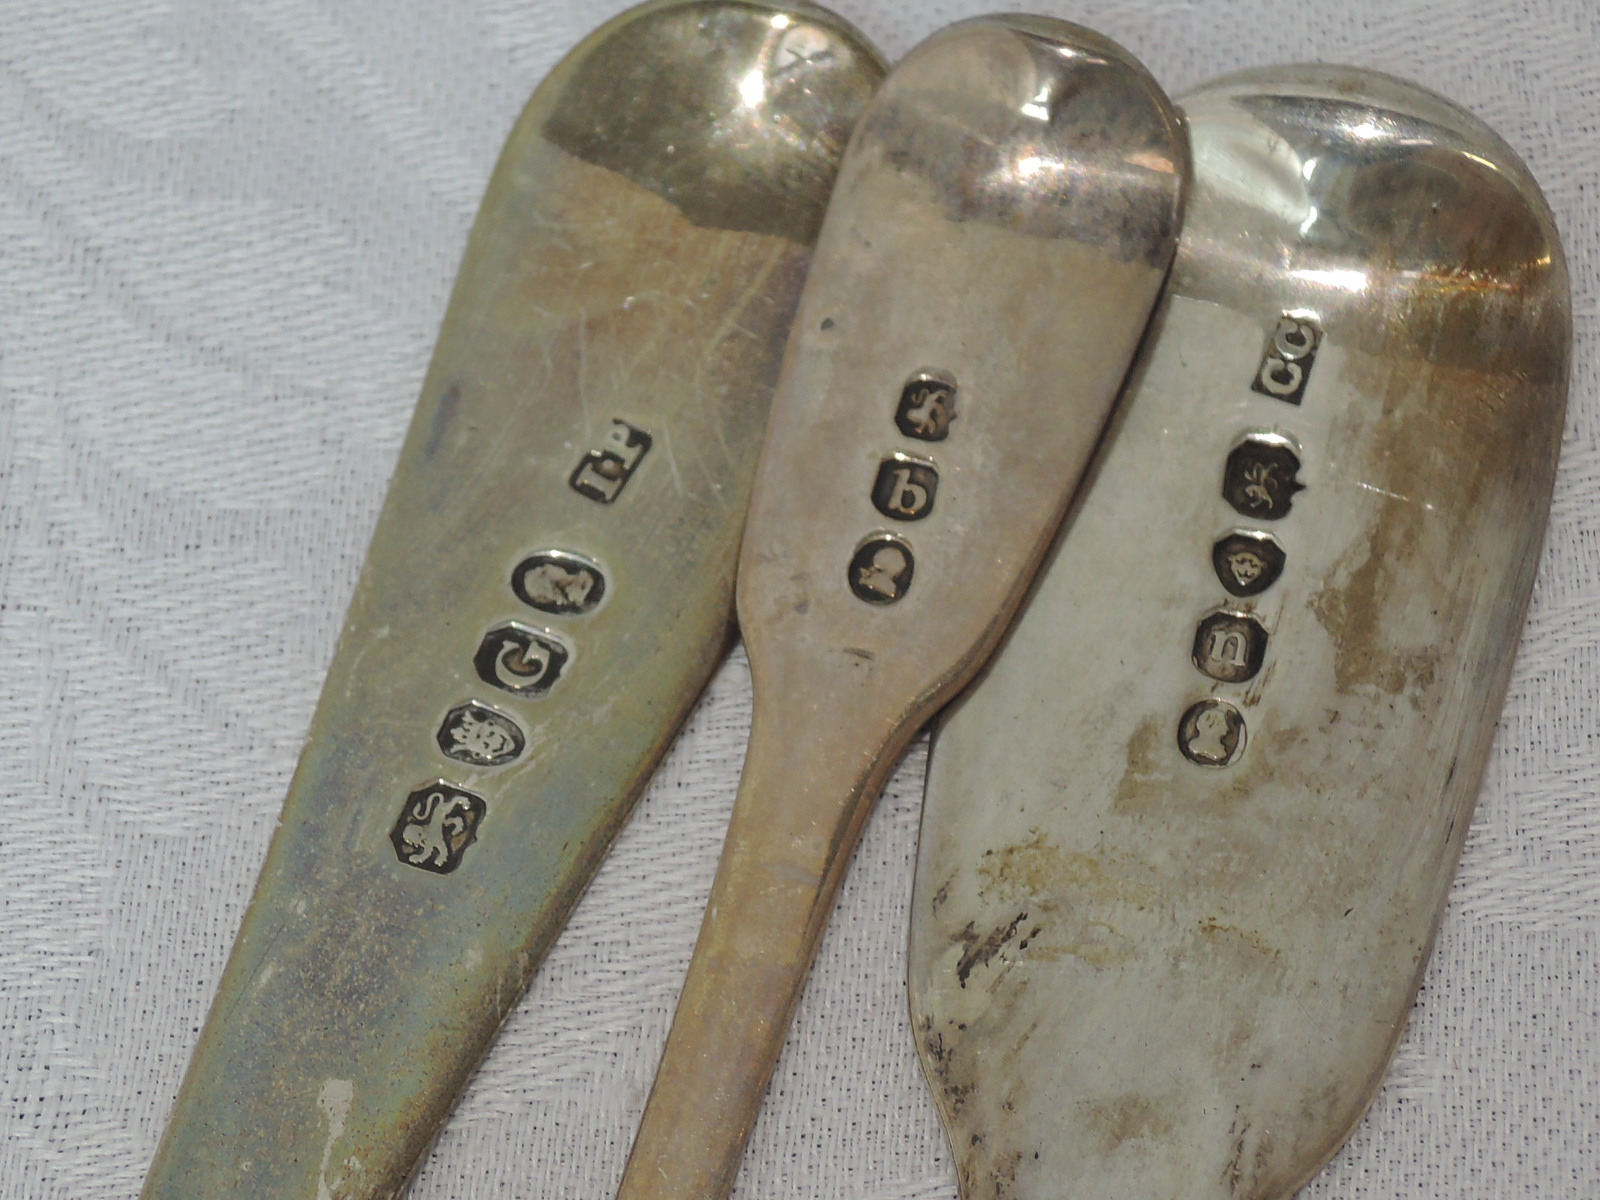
[615, 17, 1187, 1200]
[910, 64, 1569, 1200]
[140, 4, 883, 1197]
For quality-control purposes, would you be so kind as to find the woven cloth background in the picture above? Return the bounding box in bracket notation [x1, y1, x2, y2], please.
[1, 1, 1596, 1197]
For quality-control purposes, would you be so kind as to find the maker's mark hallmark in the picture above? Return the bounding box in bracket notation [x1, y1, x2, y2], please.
[895, 373, 956, 441]
[1193, 609, 1268, 683]
[1212, 531, 1286, 597]
[1251, 312, 1321, 404]
[570, 419, 652, 503]
[1223, 435, 1304, 520]
[1178, 699, 1247, 768]
[872, 454, 939, 521]
[848, 534, 914, 604]
[513, 550, 607, 615]
[391, 783, 486, 873]
[474, 623, 571, 696]
[437, 702, 525, 767]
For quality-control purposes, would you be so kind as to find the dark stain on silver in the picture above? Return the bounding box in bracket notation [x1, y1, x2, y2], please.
[424, 384, 461, 459]
[954, 911, 1030, 987]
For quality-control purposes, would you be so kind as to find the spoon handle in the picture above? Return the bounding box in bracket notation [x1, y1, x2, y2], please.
[618, 16, 1189, 1200]
[910, 65, 1570, 1200]
[139, 5, 884, 1198]
[623, 693, 901, 1199]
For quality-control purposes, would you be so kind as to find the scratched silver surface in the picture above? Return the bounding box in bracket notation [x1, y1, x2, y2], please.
[136, 4, 883, 1197]
[911, 64, 1569, 1200]
[4, 4, 1598, 1200]
[617, 17, 1185, 1200]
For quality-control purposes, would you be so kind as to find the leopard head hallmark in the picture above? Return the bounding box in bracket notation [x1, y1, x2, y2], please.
[437, 703, 526, 767]
[1212, 531, 1286, 597]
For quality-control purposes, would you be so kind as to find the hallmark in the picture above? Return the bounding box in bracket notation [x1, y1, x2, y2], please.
[1193, 609, 1268, 683]
[872, 454, 939, 522]
[513, 550, 607, 615]
[474, 622, 571, 696]
[570, 419, 651, 503]
[849, 535, 914, 604]
[1223, 435, 1304, 520]
[1178, 699, 1247, 768]
[895, 373, 956, 441]
[437, 702, 525, 767]
[391, 783, 486, 873]
[1212, 531, 1286, 597]
[1251, 312, 1321, 405]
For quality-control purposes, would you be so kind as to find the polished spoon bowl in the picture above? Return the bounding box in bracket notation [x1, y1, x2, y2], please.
[615, 16, 1188, 1200]
[910, 64, 1569, 1200]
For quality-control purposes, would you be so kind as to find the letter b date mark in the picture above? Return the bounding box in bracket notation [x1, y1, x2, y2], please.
[872, 455, 938, 521]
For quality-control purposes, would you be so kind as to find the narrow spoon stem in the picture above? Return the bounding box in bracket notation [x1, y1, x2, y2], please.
[619, 694, 908, 1200]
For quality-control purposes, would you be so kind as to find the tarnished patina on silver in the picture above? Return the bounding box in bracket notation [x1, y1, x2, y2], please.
[616, 18, 1187, 1200]
[911, 65, 1569, 1200]
[140, 4, 883, 1197]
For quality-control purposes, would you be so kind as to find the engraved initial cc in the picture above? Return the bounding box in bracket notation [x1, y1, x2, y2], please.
[1252, 312, 1321, 404]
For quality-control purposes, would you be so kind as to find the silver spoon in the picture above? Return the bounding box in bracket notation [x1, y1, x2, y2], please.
[910, 64, 1569, 1200]
[615, 17, 1187, 1200]
[140, 4, 883, 1197]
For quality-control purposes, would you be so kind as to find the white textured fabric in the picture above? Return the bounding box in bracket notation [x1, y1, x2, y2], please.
[1, 1, 1596, 1197]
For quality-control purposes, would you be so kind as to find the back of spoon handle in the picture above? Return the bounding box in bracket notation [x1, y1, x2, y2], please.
[617, 696, 907, 1200]
[138, 5, 885, 1198]
[616, 15, 1188, 1200]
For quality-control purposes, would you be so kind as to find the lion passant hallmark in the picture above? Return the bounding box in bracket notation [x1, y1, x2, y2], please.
[390, 784, 487, 874]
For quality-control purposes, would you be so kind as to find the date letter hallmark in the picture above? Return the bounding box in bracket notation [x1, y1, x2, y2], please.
[474, 623, 571, 697]
[1178, 699, 1247, 768]
[391, 783, 486, 874]
[1224, 435, 1305, 520]
[438, 702, 525, 767]
[1251, 312, 1321, 404]
[872, 455, 939, 521]
[896, 373, 957, 441]
[1193, 609, 1269, 683]
[570, 419, 651, 503]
